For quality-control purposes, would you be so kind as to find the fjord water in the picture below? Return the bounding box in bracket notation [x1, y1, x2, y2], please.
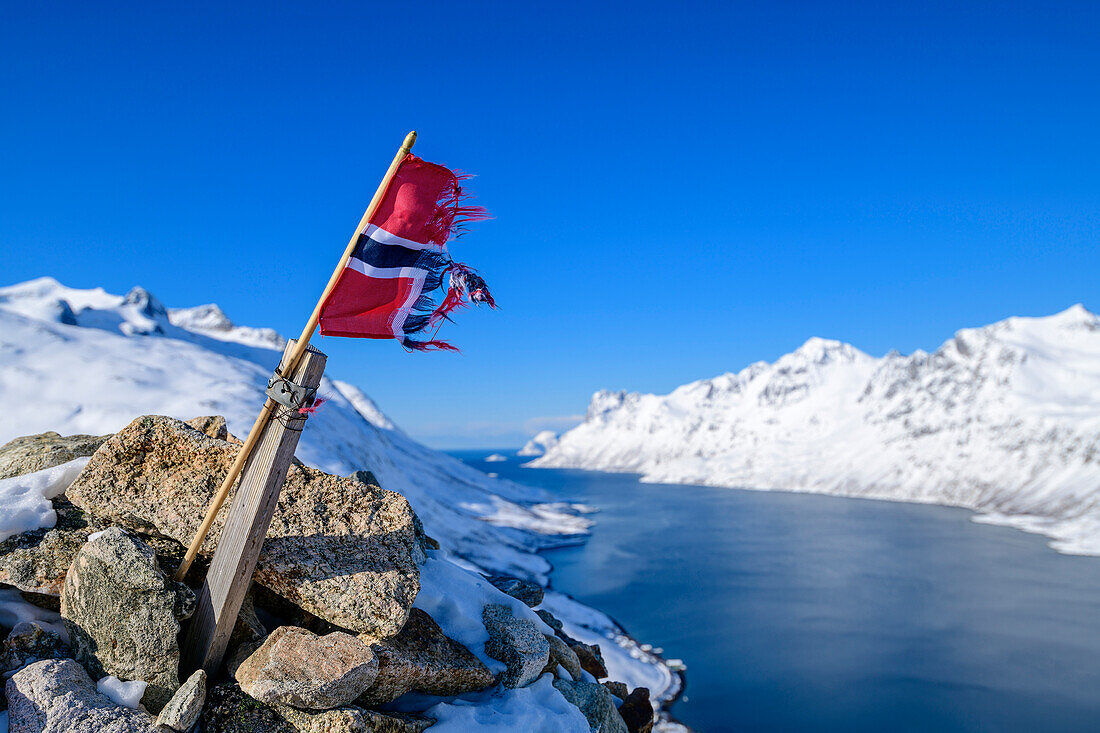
[452, 451, 1100, 732]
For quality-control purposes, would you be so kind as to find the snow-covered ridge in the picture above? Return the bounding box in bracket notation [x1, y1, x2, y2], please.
[533, 306, 1100, 556]
[0, 277, 591, 579]
[518, 431, 559, 457]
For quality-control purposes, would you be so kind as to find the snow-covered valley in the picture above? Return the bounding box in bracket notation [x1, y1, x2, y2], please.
[533, 306, 1100, 556]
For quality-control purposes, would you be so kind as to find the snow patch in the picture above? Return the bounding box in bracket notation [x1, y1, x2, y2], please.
[0, 588, 67, 642]
[0, 458, 90, 541]
[413, 553, 552, 674]
[419, 675, 589, 732]
[96, 676, 147, 709]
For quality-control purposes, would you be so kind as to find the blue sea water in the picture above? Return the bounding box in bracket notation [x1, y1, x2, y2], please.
[450, 450, 1100, 733]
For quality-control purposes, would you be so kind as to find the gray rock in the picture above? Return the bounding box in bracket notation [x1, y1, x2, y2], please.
[6, 658, 158, 733]
[0, 497, 106, 595]
[0, 431, 108, 480]
[202, 683, 434, 733]
[537, 608, 565, 634]
[60, 527, 193, 713]
[347, 469, 380, 487]
[235, 626, 379, 710]
[155, 669, 206, 732]
[0, 621, 71, 673]
[356, 608, 494, 705]
[487, 575, 544, 607]
[542, 633, 584, 681]
[66, 415, 424, 640]
[482, 603, 550, 688]
[552, 678, 630, 733]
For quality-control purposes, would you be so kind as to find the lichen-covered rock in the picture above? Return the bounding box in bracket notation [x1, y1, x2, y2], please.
[0, 497, 106, 595]
[235, 626, 379, 711]
[156, 669, 207, 732]
[552, 678, 630, 733]
[571, 641, 608, 679]
[202, 683, 434, 733]
[356, 608, 494, 705]
[487, 575, 544, 608]
[482, 603, 550, 688]
[6, 658, 159, 733]
[185, 414, 236, 442]
[0, 431, 108, 480]
[274, 704, 434, 733]
[66, 415, 423, 640]
[0, 621, 71, 673]
[542, 633, 584, 681]
[60, 527, 194, 713]
[617, 687, 655, 733]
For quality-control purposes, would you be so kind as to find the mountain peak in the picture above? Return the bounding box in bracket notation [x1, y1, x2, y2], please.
[780, 336, 869, 368]
[121, 286, 168, 319]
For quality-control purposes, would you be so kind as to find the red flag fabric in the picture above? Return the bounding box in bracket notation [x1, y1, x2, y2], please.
[318, 154, 493, 351]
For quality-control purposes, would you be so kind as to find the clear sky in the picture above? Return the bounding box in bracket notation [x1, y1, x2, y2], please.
[2, 2, 1098, 448]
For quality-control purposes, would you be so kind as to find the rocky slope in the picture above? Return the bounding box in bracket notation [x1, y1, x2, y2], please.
[533, 306, 1100, 555]
[0, 277, 684, 731]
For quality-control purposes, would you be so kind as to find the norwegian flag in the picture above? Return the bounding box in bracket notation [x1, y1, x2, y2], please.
[318, 154, 494, 351]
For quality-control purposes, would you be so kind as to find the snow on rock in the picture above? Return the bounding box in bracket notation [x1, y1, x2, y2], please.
[534, 306, 1100, 555]
[518, 431, 559, 457]
[420, 674, 589, 732]
[0, 458, 89, 541]
[96, 676, 148, 709]
[412, 553, 552, 675]
[0, 587, 67, 640]
[540, 591, 679, 707]
[167, 303, 285, 349]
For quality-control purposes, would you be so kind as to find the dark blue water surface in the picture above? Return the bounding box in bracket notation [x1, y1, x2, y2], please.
[450, 450, 1100, 733]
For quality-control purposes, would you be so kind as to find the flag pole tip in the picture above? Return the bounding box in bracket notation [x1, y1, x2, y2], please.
[403, 131, 417, 151]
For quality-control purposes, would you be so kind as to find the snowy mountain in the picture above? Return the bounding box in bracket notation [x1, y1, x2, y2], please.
[0, 277, 681, 712]
[532, 306, 1100, 556]
[518, 431, 559, 457]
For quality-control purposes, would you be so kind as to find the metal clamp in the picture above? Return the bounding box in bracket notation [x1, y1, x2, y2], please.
[266, 371, 317, 412]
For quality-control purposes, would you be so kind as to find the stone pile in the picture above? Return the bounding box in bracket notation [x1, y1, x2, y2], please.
[0, 417, 657, 733]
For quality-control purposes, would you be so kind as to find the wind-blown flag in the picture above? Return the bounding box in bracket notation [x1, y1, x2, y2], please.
[318, 154, 494, 350]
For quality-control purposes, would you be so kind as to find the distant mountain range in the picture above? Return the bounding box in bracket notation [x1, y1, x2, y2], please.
[531, 306, 1100, 555]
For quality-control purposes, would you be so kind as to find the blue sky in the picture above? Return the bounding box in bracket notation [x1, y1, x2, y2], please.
[2, 2, 1098, 448]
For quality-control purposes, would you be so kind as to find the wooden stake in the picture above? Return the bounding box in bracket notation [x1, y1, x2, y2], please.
[173, 130, 417, 582]
[182, 339, 326, 674]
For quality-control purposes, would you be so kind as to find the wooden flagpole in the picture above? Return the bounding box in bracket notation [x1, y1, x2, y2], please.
[173, 130, 418, 582]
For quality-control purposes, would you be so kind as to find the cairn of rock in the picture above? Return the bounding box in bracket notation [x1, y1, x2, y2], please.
[0, 416, 655, 733]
